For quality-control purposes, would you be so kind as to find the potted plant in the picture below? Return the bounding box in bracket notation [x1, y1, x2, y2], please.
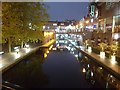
[109, 44, 118, 64]
[98, 42, 107, 59]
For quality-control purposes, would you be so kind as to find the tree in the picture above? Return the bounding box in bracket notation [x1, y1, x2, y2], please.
[2, 3, 22, 52]
[13, 2, 49, 48]
[2, 2, 49, 52]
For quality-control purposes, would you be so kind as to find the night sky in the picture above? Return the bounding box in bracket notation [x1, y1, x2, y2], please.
[44, 2, 89, 21]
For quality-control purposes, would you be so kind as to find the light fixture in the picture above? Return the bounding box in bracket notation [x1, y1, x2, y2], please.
[47, 50, 49, 54]
[91, 71, 94, 77]
[88, 64, 90, 68]
[111, 55, 116, 64]
[88, 46, 92, 53]
[44, 53, 47, 58]
[100, 51, 105, 59]
[82, 68, 86, 72]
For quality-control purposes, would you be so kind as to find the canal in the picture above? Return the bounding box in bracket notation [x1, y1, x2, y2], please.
[2, 46, 93, 89]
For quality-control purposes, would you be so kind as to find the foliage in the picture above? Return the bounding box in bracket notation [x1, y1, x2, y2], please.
[92, 47, 100, 54]
[2, 2, 49, 52]
[98, 42, 108, 52]
[109, 44, 119, 55]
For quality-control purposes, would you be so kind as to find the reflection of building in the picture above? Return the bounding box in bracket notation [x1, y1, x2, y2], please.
[80, 53, 120, 89]
[43, 30, 55, 44]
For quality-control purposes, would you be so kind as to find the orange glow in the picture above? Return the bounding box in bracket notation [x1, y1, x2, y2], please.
[44, 32, 54, 37]
[46, 50, 49, 54]
[44, 53, 47, 58]
[85, 20, 89, 24]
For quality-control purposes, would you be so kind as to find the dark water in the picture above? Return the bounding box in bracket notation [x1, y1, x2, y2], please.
[2, 49, 49, 89]
[2, 48, 92, 89]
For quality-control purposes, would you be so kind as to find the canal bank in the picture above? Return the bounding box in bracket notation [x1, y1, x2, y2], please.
[1, 39, 55, 73]
[67, 39, 120, 89]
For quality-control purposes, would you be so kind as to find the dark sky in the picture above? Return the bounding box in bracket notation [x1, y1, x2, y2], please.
[44, 2, 89, 21]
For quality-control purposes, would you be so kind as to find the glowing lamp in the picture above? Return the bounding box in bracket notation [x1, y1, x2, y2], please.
[100, 51, 105, 59]
[88, 46, 92, 53]
[111, 55, 116, 64]
[47, 50, 49, 54]
[44, 53, 47, 58]
[16, 49, 19, 52]
[82, 68, 86, 72]
[75, 54, 78, 57]
[25, 44, 29, 48]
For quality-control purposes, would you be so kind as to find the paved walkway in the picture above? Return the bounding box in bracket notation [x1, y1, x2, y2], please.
[0, 39, 55, 73]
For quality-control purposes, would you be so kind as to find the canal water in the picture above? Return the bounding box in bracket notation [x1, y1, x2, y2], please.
[2, 46, 93, 89]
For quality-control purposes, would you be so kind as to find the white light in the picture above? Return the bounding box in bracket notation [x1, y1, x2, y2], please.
[91, 19, 93, 22]
[72, 51, 74, 54]
[29, 23, 31, 26]
[56, 41, 58, 43]
[88, 46, 92, 53]
[71, 48, 74, 51]
[99, 67, 102, 69]
[114, 33, 119, 40]
[0, 63, 3, 68]
[91, 71, 94, 77]
[14, 47, 19, 50]
[67, 47, 70, 51]
[16, 49, 19, 52]
[111, 55, 116, 64]
[83, 68, 86, 72]
[43, 26, 45, 29]
[110, 75, 113, 78]
[14, 53, 20, 59]
[75, 54, 78, 57]
[53, 23, 57, 26]
[52, 48, 56, 50]
[88, 64, 90, 68]
[25, 44, 29, 48]
[29, 27, 32, 29]
[100, 51, 105, 59]
[0, 51, 4, 55]
[25, 48, 30, 53]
